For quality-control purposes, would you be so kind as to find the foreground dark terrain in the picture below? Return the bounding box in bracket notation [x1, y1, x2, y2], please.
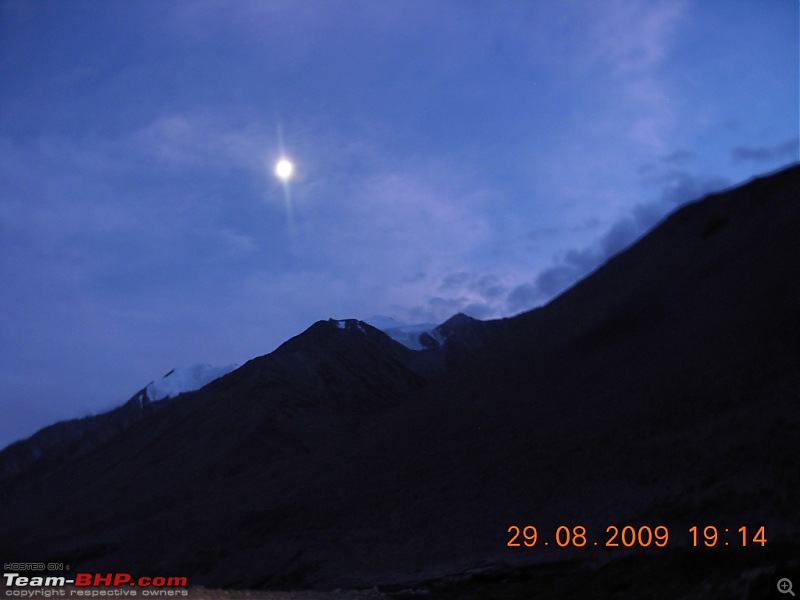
[1, 164, 799, 598]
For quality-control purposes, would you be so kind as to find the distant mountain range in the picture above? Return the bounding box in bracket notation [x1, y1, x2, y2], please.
[1, 164, 798, 599]
[0, 313, 494, 485]
[0, 314, 488, 486]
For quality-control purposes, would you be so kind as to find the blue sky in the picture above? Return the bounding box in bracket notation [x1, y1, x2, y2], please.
[1, 0, 798, 448]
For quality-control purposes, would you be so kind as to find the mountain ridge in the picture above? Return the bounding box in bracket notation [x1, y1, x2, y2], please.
[0, 312, 502, 498]
[1, 164, 798, 596]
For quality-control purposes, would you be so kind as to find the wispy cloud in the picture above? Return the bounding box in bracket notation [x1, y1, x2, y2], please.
[731, 137, 799, 164]
[587, 0, 686, 75]
[133, 113, 270, 172]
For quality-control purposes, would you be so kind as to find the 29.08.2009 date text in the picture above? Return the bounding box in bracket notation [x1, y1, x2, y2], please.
[507, 525, 767, 549]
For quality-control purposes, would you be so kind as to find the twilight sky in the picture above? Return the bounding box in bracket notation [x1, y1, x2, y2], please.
[1, 0, 798, 449]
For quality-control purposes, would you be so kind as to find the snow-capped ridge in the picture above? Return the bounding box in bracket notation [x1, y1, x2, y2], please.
[145, 363, 239, 401]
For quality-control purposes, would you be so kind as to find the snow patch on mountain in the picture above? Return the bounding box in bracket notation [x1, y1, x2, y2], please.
[145, 364, 238, 401]
[331, 319, 369, 333]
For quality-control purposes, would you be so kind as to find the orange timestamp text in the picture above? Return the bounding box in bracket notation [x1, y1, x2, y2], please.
[507, 524, 767, 549]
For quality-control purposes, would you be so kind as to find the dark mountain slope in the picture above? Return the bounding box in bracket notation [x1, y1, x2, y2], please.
[0, 391, 160, 491]
[1, 165, 798, 596]
[407, 312, 512, 373]
[0, 313, 499, 485]
[0, 319, 427, 582]
[339, 163, 800, 582]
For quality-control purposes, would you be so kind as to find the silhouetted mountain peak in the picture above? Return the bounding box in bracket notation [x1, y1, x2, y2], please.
[268, 318, 416, 366]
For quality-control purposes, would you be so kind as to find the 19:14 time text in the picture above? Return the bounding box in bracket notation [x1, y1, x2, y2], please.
[506, 525, 767, 549]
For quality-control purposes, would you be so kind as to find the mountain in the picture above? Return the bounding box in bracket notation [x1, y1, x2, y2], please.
[0, 314, 494, 495]
[1, 164, 799, 598]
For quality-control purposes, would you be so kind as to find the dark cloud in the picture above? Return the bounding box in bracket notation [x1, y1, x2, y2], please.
[461, 303, 494, 320]
[631, 202, 666, 230]
[637, 149, 693, 177]
[404, 296, 465, 325]
[526, 247, 604, 302]
[505, 171, 731, 312]
[535, 265, 581, 298]
[562, 247, 602, 274]
[732, 138, 799, 164]
[440, 272, 471, 290]
[469, 274, 506, 299]
[658, 171, 730, 207]
[526, 219, 602, 242]
[427, 296, 456, 309]
[606, 171, 729, 256]
[601, 219, 639, 259]
[398, 270, 506, 324]
[404, 272, 512, 323]
[660, 150, 694, 164]
[506, 283, 539, 314]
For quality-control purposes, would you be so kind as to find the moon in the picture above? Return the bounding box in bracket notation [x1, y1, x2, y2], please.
[274, 158, 294, 181]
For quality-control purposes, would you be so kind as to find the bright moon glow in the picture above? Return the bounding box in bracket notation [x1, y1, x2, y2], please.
[275, 158, 294, 181]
